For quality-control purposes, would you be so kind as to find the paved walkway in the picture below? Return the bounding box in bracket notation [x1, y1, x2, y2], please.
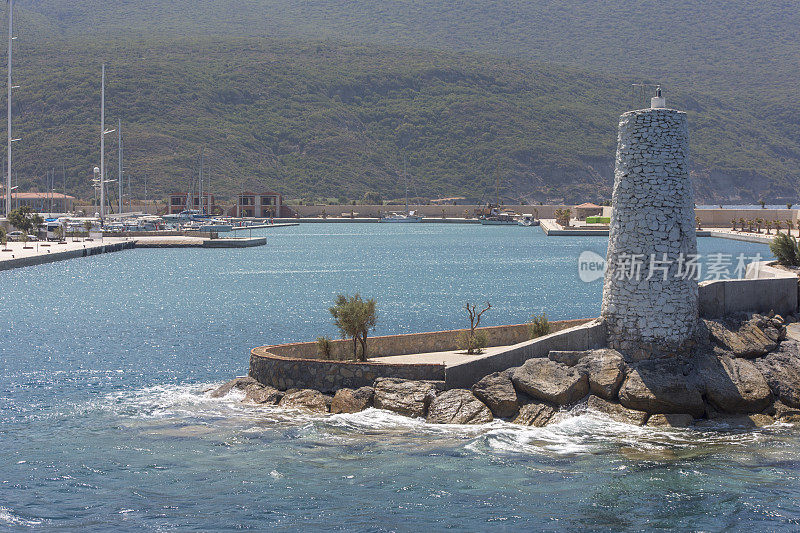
[0, 238, 134, 270]
[370, 344, 514, 367]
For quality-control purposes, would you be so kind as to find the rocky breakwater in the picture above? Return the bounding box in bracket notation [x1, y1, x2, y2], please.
[211, 312, 800, 429]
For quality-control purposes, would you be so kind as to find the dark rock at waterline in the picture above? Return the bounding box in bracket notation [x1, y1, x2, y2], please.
[705, 317, 781, 359]
[426, 389, 493, 425]
[618, 359, 705, 417]
[373, 378, 442, 418]
[472, 372, 521, 418]
[586, 395, 649, 426]
[696, 413, 775, 429]
[646, 413, 694, 428]
[512, 400, 555, 427]
[243, 383, 284, 405]
[330, 387, 374, 414]
[753, 340, 800, 408]
[210, 376, 257, 398]
[773, 401, 800, 424]
[548, 350, 586, 367]
[278, 389, 331, 413]
[512, 358, 588, 406]
[697, 352, 772, 413]
[576, 349, 627, 401]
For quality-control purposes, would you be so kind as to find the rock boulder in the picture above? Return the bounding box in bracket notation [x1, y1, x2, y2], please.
[471, 372, 521, 418]
[576, 349, 626, 401]
[512, 358, 588, 406]
[753, 340, 800, 408]
[278, 389, 331, 413]
[426, 389, 494, 425]
[373, 378, 442, 418]
[698, 352, 772, 413]
[243, 383, 284, 405]
[330, 387, 374, 414]
[618, 359, 705, 417]
[646, 413, 694, 428]
[210, 376, 257, 398]
[587, 395, 649, 426]
[512, 400, 556, 427]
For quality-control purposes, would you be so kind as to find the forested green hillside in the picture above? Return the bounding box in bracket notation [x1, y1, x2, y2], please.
[4, 0, 800, 202]
[8, 38, 799, 203]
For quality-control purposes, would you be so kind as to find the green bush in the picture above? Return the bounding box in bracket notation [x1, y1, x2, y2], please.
[528, 312, 550, 339]
[456, 330, 487, 355]
[329, 293, 377, 361]
[769, 233, 800, 266]
[316, 336, 334, 360]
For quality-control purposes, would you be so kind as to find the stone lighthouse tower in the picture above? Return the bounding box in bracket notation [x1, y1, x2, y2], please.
[600, 89, 698, 359]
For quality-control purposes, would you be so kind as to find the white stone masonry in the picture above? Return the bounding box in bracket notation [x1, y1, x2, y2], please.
[601, 108, 698, 358]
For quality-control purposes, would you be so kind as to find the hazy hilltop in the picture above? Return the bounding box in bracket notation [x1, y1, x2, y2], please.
[20, 0, 798, 96]
[5, 1, 799, 203]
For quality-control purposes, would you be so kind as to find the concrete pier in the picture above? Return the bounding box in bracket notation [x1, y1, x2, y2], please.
[0, 239, 135, 271]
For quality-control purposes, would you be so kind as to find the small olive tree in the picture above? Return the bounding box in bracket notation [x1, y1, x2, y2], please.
[457, 301, 491, 355]
[329, 293, 377, 361]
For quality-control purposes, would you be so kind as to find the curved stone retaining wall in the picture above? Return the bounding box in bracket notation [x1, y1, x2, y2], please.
[249, 351, 445, 392]
[249, 319, 591, 392]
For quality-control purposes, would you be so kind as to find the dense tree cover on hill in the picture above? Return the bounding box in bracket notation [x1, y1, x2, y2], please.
[7, 37, 799, 203]
[18, 0, 799, 98]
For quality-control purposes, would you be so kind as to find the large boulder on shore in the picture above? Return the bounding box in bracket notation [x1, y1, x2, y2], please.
[576, 349, 626, 401]
[697, 352, 772, 413]
[278, 389, 331, 413]
[210, 376, 257, 398]
[330, 387, 374, 414]
[512, 400, 556, 427]
[427, 389, 494, 424]
[471, 371, 521, 418]
[618, 359, 705, 417]
[373, 378, 442, 418]
[587, 395, 649, 426]
[705, 316, 782, 359]
[512, 358, 588, 406]
[646, 413, 694, 428]
[243, 383, 284, 405]
[753, 340, 800, 408]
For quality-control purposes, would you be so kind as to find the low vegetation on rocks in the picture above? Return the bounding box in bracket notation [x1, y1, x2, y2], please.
[211, 311, 800, 429]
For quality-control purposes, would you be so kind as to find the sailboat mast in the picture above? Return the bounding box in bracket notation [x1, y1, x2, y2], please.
[199, 147, 204, 214]
[404, 154, 409, 215]
[100, 64, 106, 218]
[118, 119, 122, 214]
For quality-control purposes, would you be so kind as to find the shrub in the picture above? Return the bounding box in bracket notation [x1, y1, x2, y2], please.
[459, 301, 491, 355]
[329, 293, 377, 361]
[528, 312, 550, 339]
[769, 233, 800, 266]
[554, 208, 571, 227]
[316, 336, 334, 360]
[456, 330, 487, 355]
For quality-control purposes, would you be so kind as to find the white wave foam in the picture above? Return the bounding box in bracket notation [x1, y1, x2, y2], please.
[93, 382, 780, 456]
[0, 507, 43, 527]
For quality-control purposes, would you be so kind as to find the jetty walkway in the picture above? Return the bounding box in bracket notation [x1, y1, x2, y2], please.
[0, 235, 267, 271]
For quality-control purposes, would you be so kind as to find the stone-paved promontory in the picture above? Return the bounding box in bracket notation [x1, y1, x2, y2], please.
[211, 312, 800, 429]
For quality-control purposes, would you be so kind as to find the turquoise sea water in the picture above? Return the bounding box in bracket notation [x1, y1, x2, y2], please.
[1, 223, 798, 531]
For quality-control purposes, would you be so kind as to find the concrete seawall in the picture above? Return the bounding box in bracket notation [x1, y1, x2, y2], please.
[0, 240, 135, 271]
[699, 262, 798, 317]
